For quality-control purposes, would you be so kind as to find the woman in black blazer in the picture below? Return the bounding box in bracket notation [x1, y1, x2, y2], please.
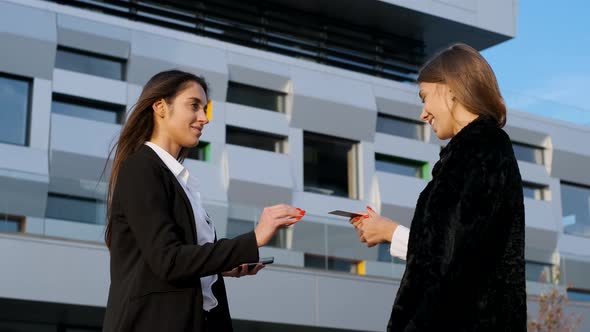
[102, 70, 305, 332]
[352, 43, 526, 331]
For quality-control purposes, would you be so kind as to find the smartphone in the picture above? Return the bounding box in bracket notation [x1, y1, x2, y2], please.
[242, 257, 274, 272]
[328, 210, 364, 218]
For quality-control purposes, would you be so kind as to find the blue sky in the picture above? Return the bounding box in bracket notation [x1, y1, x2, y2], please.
[481, 0, 590, 125]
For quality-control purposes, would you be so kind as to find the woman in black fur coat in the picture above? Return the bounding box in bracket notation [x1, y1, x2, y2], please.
[352, 43, 526, 331]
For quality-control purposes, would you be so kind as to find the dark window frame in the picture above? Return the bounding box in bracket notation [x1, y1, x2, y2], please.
[561, 181, 590, 190]
[304, 253, 362, 274]
[376, 113, 425, 141]
[522, 182, 548, 201]
[560, 181, 590, 236]
[226, 217, 287, 248]
[567, 287, 590, 302]
[375, 153, 427, 178]
[525, 260, 555, 284]
[226, 81, 287, 113]
[55, 45, 127, 80]
[186, 141, 211, 161]
[0, 72, 32, 146]
[45, 193, 106, 225]
[512, 141, 545, 165]
[226, 125, 287, 153]
[0, 213, 26, 233]
[52, 93, 126, 124]
[303, 131, 359, 199]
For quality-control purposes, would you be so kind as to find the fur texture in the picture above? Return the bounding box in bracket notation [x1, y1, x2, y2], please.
[388, 116, 527, 332]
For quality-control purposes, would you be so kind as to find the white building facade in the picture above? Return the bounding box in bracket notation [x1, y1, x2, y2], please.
[0, 0, 589, 331]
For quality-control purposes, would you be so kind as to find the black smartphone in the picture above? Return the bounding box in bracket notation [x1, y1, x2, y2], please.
[238, 257, 274, 273]
[247, 256, 274, 270]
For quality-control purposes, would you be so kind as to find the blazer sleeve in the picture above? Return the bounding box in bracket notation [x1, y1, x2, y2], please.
[114, 156, 259, 283]
[404, 145, 509, 331]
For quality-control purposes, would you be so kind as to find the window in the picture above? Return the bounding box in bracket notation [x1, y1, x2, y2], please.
[45, 193, 106, 225]
[512, 142, 544, 165]
[523, 183, 548, 200]
[226, 218, 286, 248]
[226, 82, 286, 113]
[376, 113, 425, 141]
[51, 94, 125, 124]
[561, 182, 590, 237]
[304, 253, 360, 273]
[375, 154, 427, 178]
[226, 218, 254, 239]
[304, 132, 358, 198]
[378, 243, 391, 262]
[55, 46, 126, 80]
[377, 243, 405, 264]
[186, 141, 210, 161]
[226, 126, 286, 153]
[0, 74, 30, 146]
[567, 288, 590, 302]
[526, 261, 554, 283]
[266, 228, 288, 248]
[0, 213, 24, 233]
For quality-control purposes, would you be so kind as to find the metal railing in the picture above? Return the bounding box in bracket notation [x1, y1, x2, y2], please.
[47, 0, 423, 82]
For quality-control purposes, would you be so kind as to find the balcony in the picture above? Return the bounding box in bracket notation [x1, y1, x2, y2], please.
[225, 145, 293, 206]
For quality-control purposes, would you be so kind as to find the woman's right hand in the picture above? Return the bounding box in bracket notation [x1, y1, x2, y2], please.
[350, 212, 369, 243]
[254, 204, 305, 247]
[350, 207, 398, 247]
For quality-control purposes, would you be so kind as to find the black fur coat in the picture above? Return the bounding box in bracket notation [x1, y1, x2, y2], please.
[388, 116, 527, 332]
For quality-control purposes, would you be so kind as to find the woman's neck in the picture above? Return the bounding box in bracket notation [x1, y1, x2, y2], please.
[149, 136, 181, 159]
[452, 105, 480, 136]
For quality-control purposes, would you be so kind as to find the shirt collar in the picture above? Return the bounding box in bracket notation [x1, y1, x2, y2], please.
[144, 142, 187, 181]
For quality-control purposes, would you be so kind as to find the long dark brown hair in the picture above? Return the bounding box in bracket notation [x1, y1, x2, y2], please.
[104, 70, 209, 249]
[418, 43, 507, 127]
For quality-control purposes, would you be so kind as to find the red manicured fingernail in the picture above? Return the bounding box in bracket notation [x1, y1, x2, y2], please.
[366, 206, 373, 211]
[296, 216, 302, 221]
[363, 215, 369, 219]
[296, 208, 303, 212]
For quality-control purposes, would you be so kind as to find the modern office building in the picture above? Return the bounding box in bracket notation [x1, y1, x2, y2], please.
[1, 0, 589, 331]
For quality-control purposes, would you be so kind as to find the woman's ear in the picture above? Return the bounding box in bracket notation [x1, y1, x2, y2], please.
[445, 90, 460, 117]
[448, 88, 456, 101]
[152, 99, 166, 118]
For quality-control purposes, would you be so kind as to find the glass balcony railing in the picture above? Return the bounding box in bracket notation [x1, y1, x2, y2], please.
[226, 204, 405, 279]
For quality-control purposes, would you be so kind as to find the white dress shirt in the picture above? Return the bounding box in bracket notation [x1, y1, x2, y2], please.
[390, 224, 410, 260]
[145, 142, 219, 311]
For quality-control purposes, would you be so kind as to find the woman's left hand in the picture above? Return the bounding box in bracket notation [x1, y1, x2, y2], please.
[222, 263, 265, 278]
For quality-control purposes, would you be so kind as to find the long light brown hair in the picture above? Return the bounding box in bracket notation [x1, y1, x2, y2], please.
[418, 43, 507, 127]
[103, 70, 209, 249]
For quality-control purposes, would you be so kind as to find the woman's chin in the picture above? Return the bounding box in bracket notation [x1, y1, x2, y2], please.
[184, 138, 200, 148]
[435, 132, 452, 140]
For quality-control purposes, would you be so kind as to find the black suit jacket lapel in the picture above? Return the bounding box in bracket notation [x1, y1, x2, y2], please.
[141, 145, 197, 244]
[170, 175, 197, 244]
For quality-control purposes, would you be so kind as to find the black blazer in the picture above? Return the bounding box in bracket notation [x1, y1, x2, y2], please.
[102, 145, 259, 332]
[388, 116, 527, 331]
